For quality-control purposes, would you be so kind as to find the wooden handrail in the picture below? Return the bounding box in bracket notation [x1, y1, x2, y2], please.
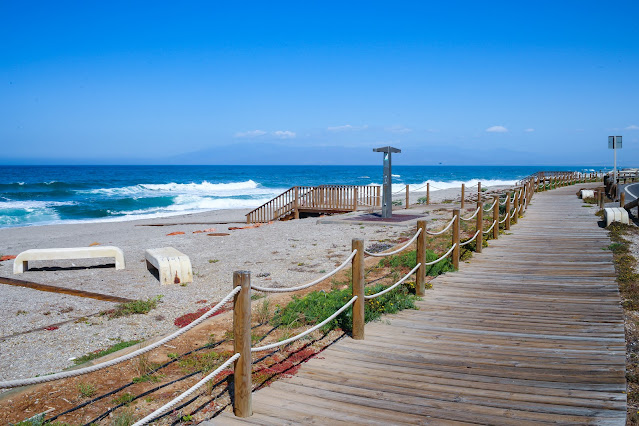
[246, 185, 381, 223]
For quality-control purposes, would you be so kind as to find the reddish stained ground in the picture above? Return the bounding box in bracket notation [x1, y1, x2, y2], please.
[173, 302, 231, 327]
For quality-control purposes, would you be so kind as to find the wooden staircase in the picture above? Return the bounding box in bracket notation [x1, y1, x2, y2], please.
[246, 185, 381, 223]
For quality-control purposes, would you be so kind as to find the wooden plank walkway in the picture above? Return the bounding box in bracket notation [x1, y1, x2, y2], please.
[214, 185, 627, 425]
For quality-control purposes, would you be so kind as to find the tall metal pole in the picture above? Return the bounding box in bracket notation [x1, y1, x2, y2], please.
[373, 146, 401, 218]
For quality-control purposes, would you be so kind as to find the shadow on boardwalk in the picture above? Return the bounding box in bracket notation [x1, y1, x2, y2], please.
[213, 185, 626, 425]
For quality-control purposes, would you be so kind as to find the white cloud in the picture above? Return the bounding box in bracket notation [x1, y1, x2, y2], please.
[486, 125, 508, 133]
[626, 125, 639, 130]
[327, 124, 368, 132]
[385, 126, 412, 134]
[234, 130, 267, 138]
[272, 130, 296, 139]
[524, 128, 535, 132]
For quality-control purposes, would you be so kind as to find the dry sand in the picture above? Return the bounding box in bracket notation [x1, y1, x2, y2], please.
[0, 185, 508, 382]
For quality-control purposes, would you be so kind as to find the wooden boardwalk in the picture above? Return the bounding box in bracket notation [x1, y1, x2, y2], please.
[215, 185, 626, 425]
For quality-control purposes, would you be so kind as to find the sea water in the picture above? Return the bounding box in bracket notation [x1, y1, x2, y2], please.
[0, 165, 597, 228]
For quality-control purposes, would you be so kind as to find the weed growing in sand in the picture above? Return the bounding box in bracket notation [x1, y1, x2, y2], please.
[78, 382, 96, 398]
[376, 249, 454, 276]
[256, 298, 271, 324]
[208, 259, 219, 263]
[112, 410, 135, 426]
[112, 392, 135, 406]
[177, 351, 221, 374]
[73, 340, 141, 365]
[15, 310, 27, 316]
[108, 295, 163, 318]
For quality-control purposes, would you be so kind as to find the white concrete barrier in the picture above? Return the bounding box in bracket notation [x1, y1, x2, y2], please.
[580, 189, 595, 199]
[145, 247, 193, 285]
[604, 207, 629, 227]
[13, 246, 125, 274]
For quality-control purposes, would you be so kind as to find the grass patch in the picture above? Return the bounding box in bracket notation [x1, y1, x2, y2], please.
[177, 351, 222, 374]
[376, 249, 454, 276]
[608, 223, 639, 309]
[77, 382, 96, 398]
[73, 340, 141, 365]
[108, 295, 163, 319]
[112, 392, 135, 405]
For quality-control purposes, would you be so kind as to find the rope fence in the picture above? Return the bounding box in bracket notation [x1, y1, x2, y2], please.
[251, 296, 358, 352]
[132, 353, 240, 426]
[250, 250, 357, 293]
[364, 228, 422, 257]
[424, 216, 456, 235]
[460, 206, 480, 221]
[5, 170, 585, 424]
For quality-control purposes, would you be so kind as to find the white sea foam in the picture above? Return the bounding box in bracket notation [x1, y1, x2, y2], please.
[377, 179, 519, 193]
[79, 180, 282, 198]
[0, 200, 76, 211]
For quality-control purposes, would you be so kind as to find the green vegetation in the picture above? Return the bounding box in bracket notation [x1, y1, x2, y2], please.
[108, 296, 163, 318]
[607, 223, 639, 309]
[392, 200, 403, 206]
[73, 340, 141, 365]
[376, 249, 454, 277]
[132, 373, 164, 383]
[112, 410, 135, 426]
[177, 351, 222, 373]
[417, 196, 428, 204]
[112, 392, 135, 405]
[208, 259, 219, 263]
[77, 382, 96, 398]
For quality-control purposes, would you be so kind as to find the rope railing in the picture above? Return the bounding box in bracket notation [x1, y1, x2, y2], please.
[499, 197, 508, 205]
[424, 216, 456, 235]
[0, 286, 241, 389]
[499, 214, 508, 224]
[132, 353, 240, 426]
[483, 199, 497, 212]
[460, 206, 480, 221]
[510, 210, 517, 219]
[364, 228, 422, 257]
[483, 220, 497, 234]
[364, 263, 421, 299]
[251, 296, 358, 352]
[250, 250, 357, 293]
[423, 243, 457, 266]
[459, 230, 481, 247]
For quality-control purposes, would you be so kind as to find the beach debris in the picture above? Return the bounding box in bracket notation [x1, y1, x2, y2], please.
[0, 255, 16, 261]
[166, 231, 185, 236]
[193, 227, 216, 233]
[173, 301, 232, 328]
[229, 221, 274, 231]
[365, 242, 394, 253]
[257, 272, 271, 278]
[208, 233, 230, 236]
[89, 242, 100, 246]
[44, 326, 59, 331]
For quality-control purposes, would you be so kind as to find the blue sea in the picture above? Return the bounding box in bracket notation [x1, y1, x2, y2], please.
[0, 165, 598, 228]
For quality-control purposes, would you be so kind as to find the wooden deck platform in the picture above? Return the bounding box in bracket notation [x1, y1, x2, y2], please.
[214, 185, 627, 424]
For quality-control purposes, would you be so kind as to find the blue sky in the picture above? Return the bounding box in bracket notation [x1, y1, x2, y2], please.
[1, 1, 638, 165]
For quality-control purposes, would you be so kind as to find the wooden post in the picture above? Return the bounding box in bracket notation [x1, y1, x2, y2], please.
[376, 186, 381, 207]
[599, 190, 604, 209]
[405, 184, 409, 209]
[505, 192, 511, 230]
[461, 184, 465, 209]
[351, 239, 365, 340]
[426, 183, 430, 205]
[475, 199, 483, 253]
[478, 181, 482, 195]
[512, 190, 519, 224]
[233, 271, 252, 418]
[492, 195, 499, 240]
[416, 220, 426, 296]
[353, 186, 358, 211]
[294, 187, 300, 220]
[452, 209, 460, 269]
[519, 186, 525, 214]
[620, 192, 625, 208]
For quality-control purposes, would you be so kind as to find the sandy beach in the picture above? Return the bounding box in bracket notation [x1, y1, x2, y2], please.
[0, 185, 506, 382]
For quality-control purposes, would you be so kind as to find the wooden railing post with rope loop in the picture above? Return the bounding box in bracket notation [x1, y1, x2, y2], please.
[405, 185, 409, 209]
[461, 183, 465, 209]
[351, 239, 365, 340]
[452, 209, 460, 269]
[492, 195, 499, 240]
[620, 192, 625, 208]
[506, 192, 512, 230]
[475, 198, 483, 253]
[427, 182, 430, 205]
[416, 219, 427, 296]
[512, 189, 519, 224]
[233, 270, 252, 417]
